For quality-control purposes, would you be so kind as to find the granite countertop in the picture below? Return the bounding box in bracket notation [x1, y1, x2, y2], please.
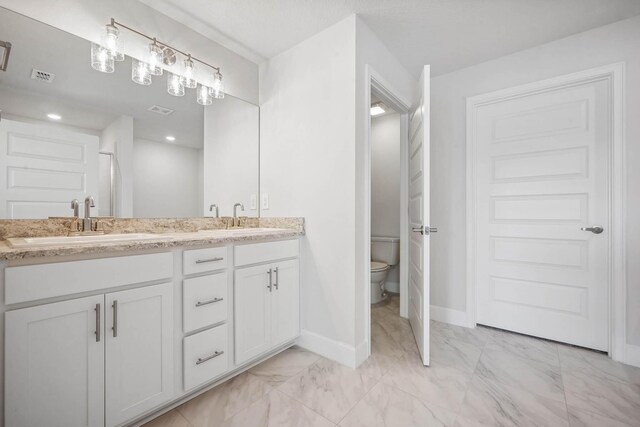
[0, 228, 304, 261]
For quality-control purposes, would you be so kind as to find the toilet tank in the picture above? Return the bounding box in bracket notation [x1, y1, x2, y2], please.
[371, 236, 400, 265]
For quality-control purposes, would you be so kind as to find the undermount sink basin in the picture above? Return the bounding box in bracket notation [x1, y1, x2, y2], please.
[6, 233, 162, 248]
[197, 228, 286, 235]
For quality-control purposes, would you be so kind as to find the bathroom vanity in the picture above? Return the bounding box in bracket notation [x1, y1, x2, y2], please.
[0, 224, 303, 427]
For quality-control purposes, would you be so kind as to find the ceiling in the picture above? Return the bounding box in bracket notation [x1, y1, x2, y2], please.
[142, 0, 640, 77]
[0, 6, 205, 148]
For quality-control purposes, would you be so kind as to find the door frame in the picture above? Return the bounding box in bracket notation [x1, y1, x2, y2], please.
[466, 62, 627, 362]
[363, 65, 411, 359]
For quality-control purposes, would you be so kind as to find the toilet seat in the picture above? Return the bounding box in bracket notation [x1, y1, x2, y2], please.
[370, 261, 389, 272]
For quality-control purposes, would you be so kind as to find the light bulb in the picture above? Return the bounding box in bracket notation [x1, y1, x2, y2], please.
[181, 56, 197, 89]
[211, 71, 224, 99]
[197, 83, 212, 105]
[147, 40, 163, 76]
[102, 23, 124, 61]
[91, 43, 114, 73]
[167, 72, 185, 96]
[132, 58, 151, 85]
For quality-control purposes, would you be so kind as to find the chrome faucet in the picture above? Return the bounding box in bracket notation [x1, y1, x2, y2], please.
[83, 196, 95, 232]
[209, 204, 219, 218]
[233, 203, 244, 218]
[70, 199, 79, 217]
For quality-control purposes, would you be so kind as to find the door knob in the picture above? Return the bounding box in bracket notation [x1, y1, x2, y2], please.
[581, 226, 604, 234]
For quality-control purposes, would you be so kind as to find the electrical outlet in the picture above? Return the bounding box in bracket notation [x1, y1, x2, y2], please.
[250, 194, 257, 210]
[261, 193, 269, 210]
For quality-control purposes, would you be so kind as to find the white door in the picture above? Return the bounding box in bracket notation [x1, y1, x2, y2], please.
[408, 65, 432, 365]
[473, 77, 610, 350]
[0, 118, 99, 218]
[270, 259, 300, 347]
[234, 264, 272, 364]
[105, 283, 174, 426]
[5, 295, 105, 427]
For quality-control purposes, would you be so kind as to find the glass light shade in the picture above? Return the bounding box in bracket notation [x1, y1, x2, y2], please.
[147, 42, 164, 76]
[181, 57, 197, 89]
[167, 72, 185, 96]
[132, 59, 151, 85]
[197, 83, 212, 105]
[102, 24, 124, 61]
[211, 71, 224, 99]
[91, 43, 114, 73]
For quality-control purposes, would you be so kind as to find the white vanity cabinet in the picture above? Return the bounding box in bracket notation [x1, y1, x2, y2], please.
[5, 295, 105, 427]
[234, 240, 300, 365]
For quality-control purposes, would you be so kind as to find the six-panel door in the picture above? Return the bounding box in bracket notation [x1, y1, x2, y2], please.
[105, 283, 174, 427]
[5, 295, 105, 427]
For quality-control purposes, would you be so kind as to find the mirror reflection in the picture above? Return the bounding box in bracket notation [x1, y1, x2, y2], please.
[0, 7, 259, 219]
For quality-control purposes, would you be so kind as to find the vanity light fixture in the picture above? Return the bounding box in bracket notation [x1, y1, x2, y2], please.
[91, 18, 225, 105]
[0, 40, 11, 72]
[165, 136, 176, 142]
[370, 103, 386, 116]
[46, 113, 62, 120]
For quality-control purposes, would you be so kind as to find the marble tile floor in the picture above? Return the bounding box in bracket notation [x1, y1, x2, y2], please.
[144, 295, 640, 427]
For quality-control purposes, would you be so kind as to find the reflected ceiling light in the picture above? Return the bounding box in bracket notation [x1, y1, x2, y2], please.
[91, 18, 225, 106]
[181, 55, 197, 89]
[132, 58, 151, 85]
[165, 136, 176, 142]
[47, 113, 62, 120]
[102, 20, 124, 62]
[197, 83, 212, 106]
[370, 103, 386, 116]
[91, 43, 114, 73]
[167, 72, 185, 96]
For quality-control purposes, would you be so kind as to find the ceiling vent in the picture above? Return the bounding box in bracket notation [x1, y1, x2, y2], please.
[147, 105, 174, 116]
[30, 68, 55, 83]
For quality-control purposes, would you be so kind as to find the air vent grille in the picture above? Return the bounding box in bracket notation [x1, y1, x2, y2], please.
[30, 68, 55, 83]
[147, 105, 174, 116]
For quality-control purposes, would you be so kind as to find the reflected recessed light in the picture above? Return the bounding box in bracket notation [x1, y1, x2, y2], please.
[370, 103, 386, 116]
[165, 136, 176, 142]
[47, 113, 62, 120]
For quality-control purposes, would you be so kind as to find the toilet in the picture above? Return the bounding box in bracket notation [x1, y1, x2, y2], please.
[370, 236, 400, 304]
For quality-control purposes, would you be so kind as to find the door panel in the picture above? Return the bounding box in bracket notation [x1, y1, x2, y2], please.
[234, 264, 272, 364]
[271, 259, 300, 347]
[474, 79, 609, 350]
[5, 295, 104, 427]
[408, 65, 431, 365]
[105, 283, 174, 427]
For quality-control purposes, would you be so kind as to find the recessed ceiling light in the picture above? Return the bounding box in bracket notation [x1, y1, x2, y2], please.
[370, 103, 386, 116]
[165, 136, 176, 142]
[47, 113, 62, 120]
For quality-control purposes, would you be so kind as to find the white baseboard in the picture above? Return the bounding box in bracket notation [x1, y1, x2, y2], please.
[626, 344, 640, 368]
[430, 305, 470, 328]
[296, 329, 357, 368]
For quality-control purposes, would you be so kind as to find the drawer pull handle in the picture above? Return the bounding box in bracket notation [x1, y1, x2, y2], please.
[196, 350, 224, 365]
[195, 297, 224, 307]
[195, 257, 224, 264]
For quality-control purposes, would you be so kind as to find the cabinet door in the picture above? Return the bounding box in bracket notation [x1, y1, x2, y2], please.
[105, 283, 174, 427]
[234, 264, 272, 364]
[271, 259, 300, 346]
[5, 295, 104, 427]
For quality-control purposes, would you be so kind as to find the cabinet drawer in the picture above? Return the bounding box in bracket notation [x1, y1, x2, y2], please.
[183, 273, 228, 333]
[183, 247, 227, 275]
[183, 324, 228, 391]
[234, 239, 299, 267]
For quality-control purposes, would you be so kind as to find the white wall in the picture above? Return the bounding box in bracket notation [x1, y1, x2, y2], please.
[0, 0, 258, 103]
[203, 97, 259, 217]
[132, 138, 200, 218]
[100, 115, 133, 217]
[260, 16, 358, 365]
[371, 113, 401, 292]
[430, 16, 640, 348]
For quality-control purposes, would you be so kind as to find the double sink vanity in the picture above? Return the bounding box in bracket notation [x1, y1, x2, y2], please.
[0, 218, 304, 427]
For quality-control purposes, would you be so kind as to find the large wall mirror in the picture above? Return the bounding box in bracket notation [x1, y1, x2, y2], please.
[0, 7, 259, 219]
